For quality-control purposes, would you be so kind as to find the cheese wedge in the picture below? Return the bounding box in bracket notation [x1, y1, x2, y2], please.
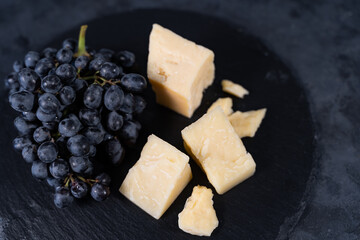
[207, 97, 233, 116]
[147, 24, 215, 118]
[229, 109, 267, 138]
[119, 134, 192, 219]
[181, 107, 256, 194]
[221, 79, 249, 98]
[178, 186, 218, 237]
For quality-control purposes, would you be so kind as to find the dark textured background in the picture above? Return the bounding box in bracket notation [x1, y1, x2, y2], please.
[0, 0, 359, 239]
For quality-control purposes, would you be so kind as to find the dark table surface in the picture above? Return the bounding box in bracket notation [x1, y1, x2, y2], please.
[0, 0, 359, 239]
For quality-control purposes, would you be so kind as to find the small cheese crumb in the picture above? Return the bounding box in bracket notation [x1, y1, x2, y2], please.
[221, 79, 249, 98]
[207, 97, 233, 116]
[229, 108, 267, 138]
[178, 186, 218, 237]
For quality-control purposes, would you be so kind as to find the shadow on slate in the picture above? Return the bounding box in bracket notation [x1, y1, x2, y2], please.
[0, 9, 315, 240]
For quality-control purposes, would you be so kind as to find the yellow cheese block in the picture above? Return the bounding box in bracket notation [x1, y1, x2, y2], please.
[221, 79, 249, 98]
[119, 134, 192, 219]
[147, 24, 215, 118]
[178, 186, 218, 237]
[229, 109, 267, 138]
[181, 107, 256, 194]
[207, 97, 233, 116]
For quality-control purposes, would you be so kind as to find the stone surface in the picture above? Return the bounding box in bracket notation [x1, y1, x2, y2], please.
[0, 0, 358, 239]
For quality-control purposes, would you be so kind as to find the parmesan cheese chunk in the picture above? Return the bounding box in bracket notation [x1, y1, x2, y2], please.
[178, 186, 218, 237]
[147, 24, 215, 118]
[119, 134, 192, 219]
[181, 107, 256, 194]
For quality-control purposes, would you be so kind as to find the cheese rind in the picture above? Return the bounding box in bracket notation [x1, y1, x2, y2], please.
[181, 107, 256, 194]
[207, 97, 233, 116]
[221, 79, 249, 98]
[178, 186, 218, 237]
[147, 24, 215, 118]
[119, 134, 192, 219]
[229, 108, 267, 138]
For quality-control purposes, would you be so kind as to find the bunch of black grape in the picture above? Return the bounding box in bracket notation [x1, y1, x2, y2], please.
[5, 25, 147, 208]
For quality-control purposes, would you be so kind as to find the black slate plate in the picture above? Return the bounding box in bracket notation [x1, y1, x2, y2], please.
[0, 9, 315, 240]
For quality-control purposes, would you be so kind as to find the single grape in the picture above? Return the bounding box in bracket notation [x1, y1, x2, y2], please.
[119, 121, 139, 146]
[4, 72, 19, 90]
[34, 58, 55, 77]
[24, 51, 40, 68]
[89, 56, 106, 71]
[71, 179, 89, 198]
[31, 160, 48, 179]
[14, 116, 37, 135]
[82, 126, 105, 145]
[48, 68, 57, 76]
[9, 90, 34, 112]
[79, 108, 101, 126]
[56, 48, 73, 64]
[99, 62, 121, 80]
[83, 84, 103, 109]
[103, 132, 114, 141]
[114, 50, 135, 68]
[41, 75, 62, 93]
[54, 186, 74, 208]
[58, 115, 82, 137]
[67, 134, 90, 156]
[103, 138, 125, 166]
[13, 60, 24, 73]
[120, 73, 147, 93]
[56, 136, 69, 158]
[42, 121, 58, 130]
[86, 46, 96, 56]
[123, 113, 133, 121]
[70, 78, 88, 92]
[103, 85, 124, 111]
[22, 144, 37, 163]
[38, 93, 60, 114]
[62, 38, 77, 50]
[95, 48, 114, 60]
[33, 126, 51, 143]
[49, 159, 70, 179]
[106, 111, 123, 132]
[22, 111, 36, 121]
[134, 95, 146, 115]
[18, 68, 40, 91]
[42, 47, 57, 59]
[13, 136, 32, 151]
[90, 183, 110, 201]
[133, 120, 142, 131]
[59, 86, 76, 105]
[69, 155, 91, 173]
[83, 162, 94, 176]
[74, 56, 89, 69]
[88, 145, 96, 157]
[96, 173, 111, 186]
[118, 93, 135, 113]
[46, 177, 63, 189]
[37, 141, 58, 163]
[36, 107, 57, 122]
[55, 63, 77, 84]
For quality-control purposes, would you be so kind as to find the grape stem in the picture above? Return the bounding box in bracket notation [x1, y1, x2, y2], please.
[79, 74, 121, 86]
[74, 25, 90, 57]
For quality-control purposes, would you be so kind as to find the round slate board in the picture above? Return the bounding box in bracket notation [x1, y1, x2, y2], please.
[0, 9, 315, 239]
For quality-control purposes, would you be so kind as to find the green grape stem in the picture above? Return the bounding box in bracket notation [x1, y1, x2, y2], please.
[74, 25, 90, 57]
